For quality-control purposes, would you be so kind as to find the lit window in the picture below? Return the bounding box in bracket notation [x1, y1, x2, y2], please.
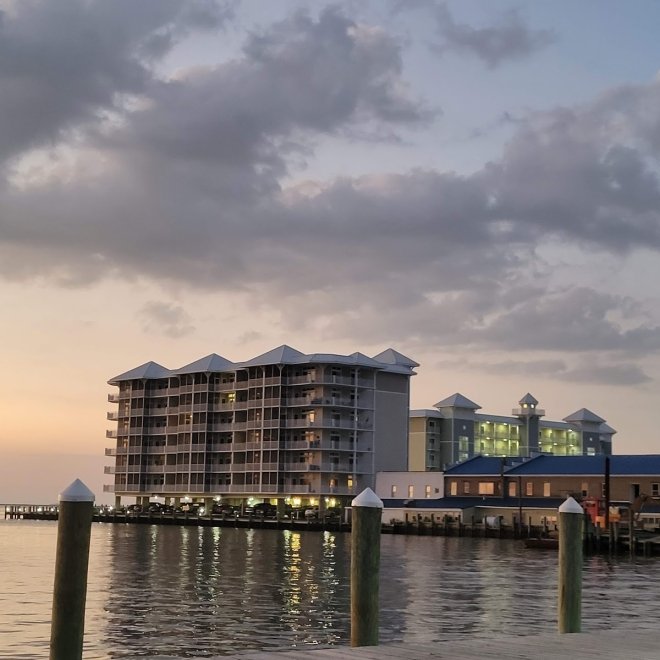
[425, 485, 431, 498]
[450, 481, 458, 496]
[391, 485, 397, 497]
[508, 482, 516, 497]
[408, 485, 414, 499]
[526, 482, 534, 496]
[543, 482, 551, 497]
[478, 482, 495, 495]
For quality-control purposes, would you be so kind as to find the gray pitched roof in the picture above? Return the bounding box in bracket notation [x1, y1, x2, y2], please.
[599, 422, 617, 435]
[372, 348, 420, 368]
[108, 361, 172, 384]
[175, 354, 234, 374]
[238, 345, 306, 367]
[434, 393, 481, 410]
[563, 408, 606, 424]
[519, 393, 539, 405]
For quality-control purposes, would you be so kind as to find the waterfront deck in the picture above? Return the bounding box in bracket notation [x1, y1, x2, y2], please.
[221, 629, 660, 659]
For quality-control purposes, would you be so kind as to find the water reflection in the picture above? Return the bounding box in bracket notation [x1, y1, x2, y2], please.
[3, 521, 660, 658]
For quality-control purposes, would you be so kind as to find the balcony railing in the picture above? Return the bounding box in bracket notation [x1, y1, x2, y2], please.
[108, 393, 120, 403]
[103, 485, 115, 493]
[106, 429, 118, 439]
[512, 408, 546, 416]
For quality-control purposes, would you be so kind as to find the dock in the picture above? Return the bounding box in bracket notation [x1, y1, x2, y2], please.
[220, 629, 660, 659]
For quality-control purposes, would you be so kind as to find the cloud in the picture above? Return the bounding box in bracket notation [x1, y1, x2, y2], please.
[437, 355, 652, 387]
[0, 3, 660, 385]
[0, 0, 232, 164]
[139, 301, 194, 338]
[431, 4, 555, 68]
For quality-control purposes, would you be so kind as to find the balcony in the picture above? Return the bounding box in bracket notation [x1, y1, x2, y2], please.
[512, 408, 545, 417]
[106, 429, 118, 439]
[104, 466, 115, 474]
[211, 381, 237, 392]
[103, 485, 115, 493]
[105, 447, 116, 456]
[108, 393, 120, 403]
[106, 411, 119, 421]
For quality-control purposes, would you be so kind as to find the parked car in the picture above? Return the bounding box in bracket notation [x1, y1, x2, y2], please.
[253, 502, 277, 517]
[212, 503, 236, 515]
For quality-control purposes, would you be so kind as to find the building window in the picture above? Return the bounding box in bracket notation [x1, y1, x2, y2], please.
[463, 481, 470, 495]
[458, 436, 469, 452]
[587, 447, 596, 456]
[391, 485, 397, 498]
[653, 483, 659, 497]
[478, 482, 495, 495]
[581, 482, 588, 497]
[526, 482, 534, 496]
[450, 481, 458, 496]
[543, 482, 551, 497]
[425, 485, 431, 498]
[601, 482, 606, 497]
[408, 485, 414, 499]
[508, 481, 516, 497]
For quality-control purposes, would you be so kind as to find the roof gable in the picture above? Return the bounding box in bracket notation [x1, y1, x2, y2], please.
[108, 361, 171, 384]
[519, 393, 539, 405]
[563, 408, 606, 424]
[176, 353, 234, 374]
[238, 345, 306, 367]
[372, 348, 420, 368]
[434, 393, 481, 410]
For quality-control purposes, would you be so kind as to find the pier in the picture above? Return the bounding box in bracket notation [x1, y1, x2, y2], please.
[7, 504, 660, 554]
[220, 629, 660, 659]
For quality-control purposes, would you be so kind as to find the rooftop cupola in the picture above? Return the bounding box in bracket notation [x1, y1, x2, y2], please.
[513, 393, 545, 418]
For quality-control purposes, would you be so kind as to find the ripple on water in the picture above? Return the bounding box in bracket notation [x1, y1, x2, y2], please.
[2, 521, 660, 657]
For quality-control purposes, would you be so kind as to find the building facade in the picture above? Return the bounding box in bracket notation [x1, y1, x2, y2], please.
[409, 393, 615, 470]
[105, 345, 417, 509]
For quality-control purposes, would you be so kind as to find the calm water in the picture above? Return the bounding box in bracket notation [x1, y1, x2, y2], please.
[2, 520, 660, 658]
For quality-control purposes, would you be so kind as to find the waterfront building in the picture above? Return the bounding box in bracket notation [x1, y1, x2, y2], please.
[381, 454, 660, 526]
[374, 471, 444, 501]
[105, 345, 417, 509]
[409, 393, 615, 470]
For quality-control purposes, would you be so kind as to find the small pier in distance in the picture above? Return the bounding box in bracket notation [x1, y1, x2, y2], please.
[220, 629, 660, 659]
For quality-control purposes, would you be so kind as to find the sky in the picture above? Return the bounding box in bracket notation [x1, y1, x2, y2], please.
[2, 0, 660, 503]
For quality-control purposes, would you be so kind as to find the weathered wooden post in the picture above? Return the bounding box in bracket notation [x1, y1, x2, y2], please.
[50, 479, 95, 660]
[558, 497, 583, 633]
[351, 487, 383, 647]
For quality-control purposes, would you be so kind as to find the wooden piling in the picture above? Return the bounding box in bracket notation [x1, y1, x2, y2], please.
[350, 488, 383, 648]
[558, 497, 583, 634]
[50, 479, 95, 660]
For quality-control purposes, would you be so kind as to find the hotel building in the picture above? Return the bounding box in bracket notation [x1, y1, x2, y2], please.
[105, 345, 417, 508]
[409, 392, 615, 471]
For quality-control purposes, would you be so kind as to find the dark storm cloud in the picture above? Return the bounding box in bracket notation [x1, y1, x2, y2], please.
[0, 0, 232, 163]
[431, 4, 555, 68]
[1, 2, 660, 383]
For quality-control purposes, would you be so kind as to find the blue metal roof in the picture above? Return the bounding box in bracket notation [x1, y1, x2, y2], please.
[504, 455, 660, 476]
[444, 456, 510, 475]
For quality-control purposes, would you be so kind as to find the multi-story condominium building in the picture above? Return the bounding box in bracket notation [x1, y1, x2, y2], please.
[105, 345, 417, 509]
[409, 392, 615, 471]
